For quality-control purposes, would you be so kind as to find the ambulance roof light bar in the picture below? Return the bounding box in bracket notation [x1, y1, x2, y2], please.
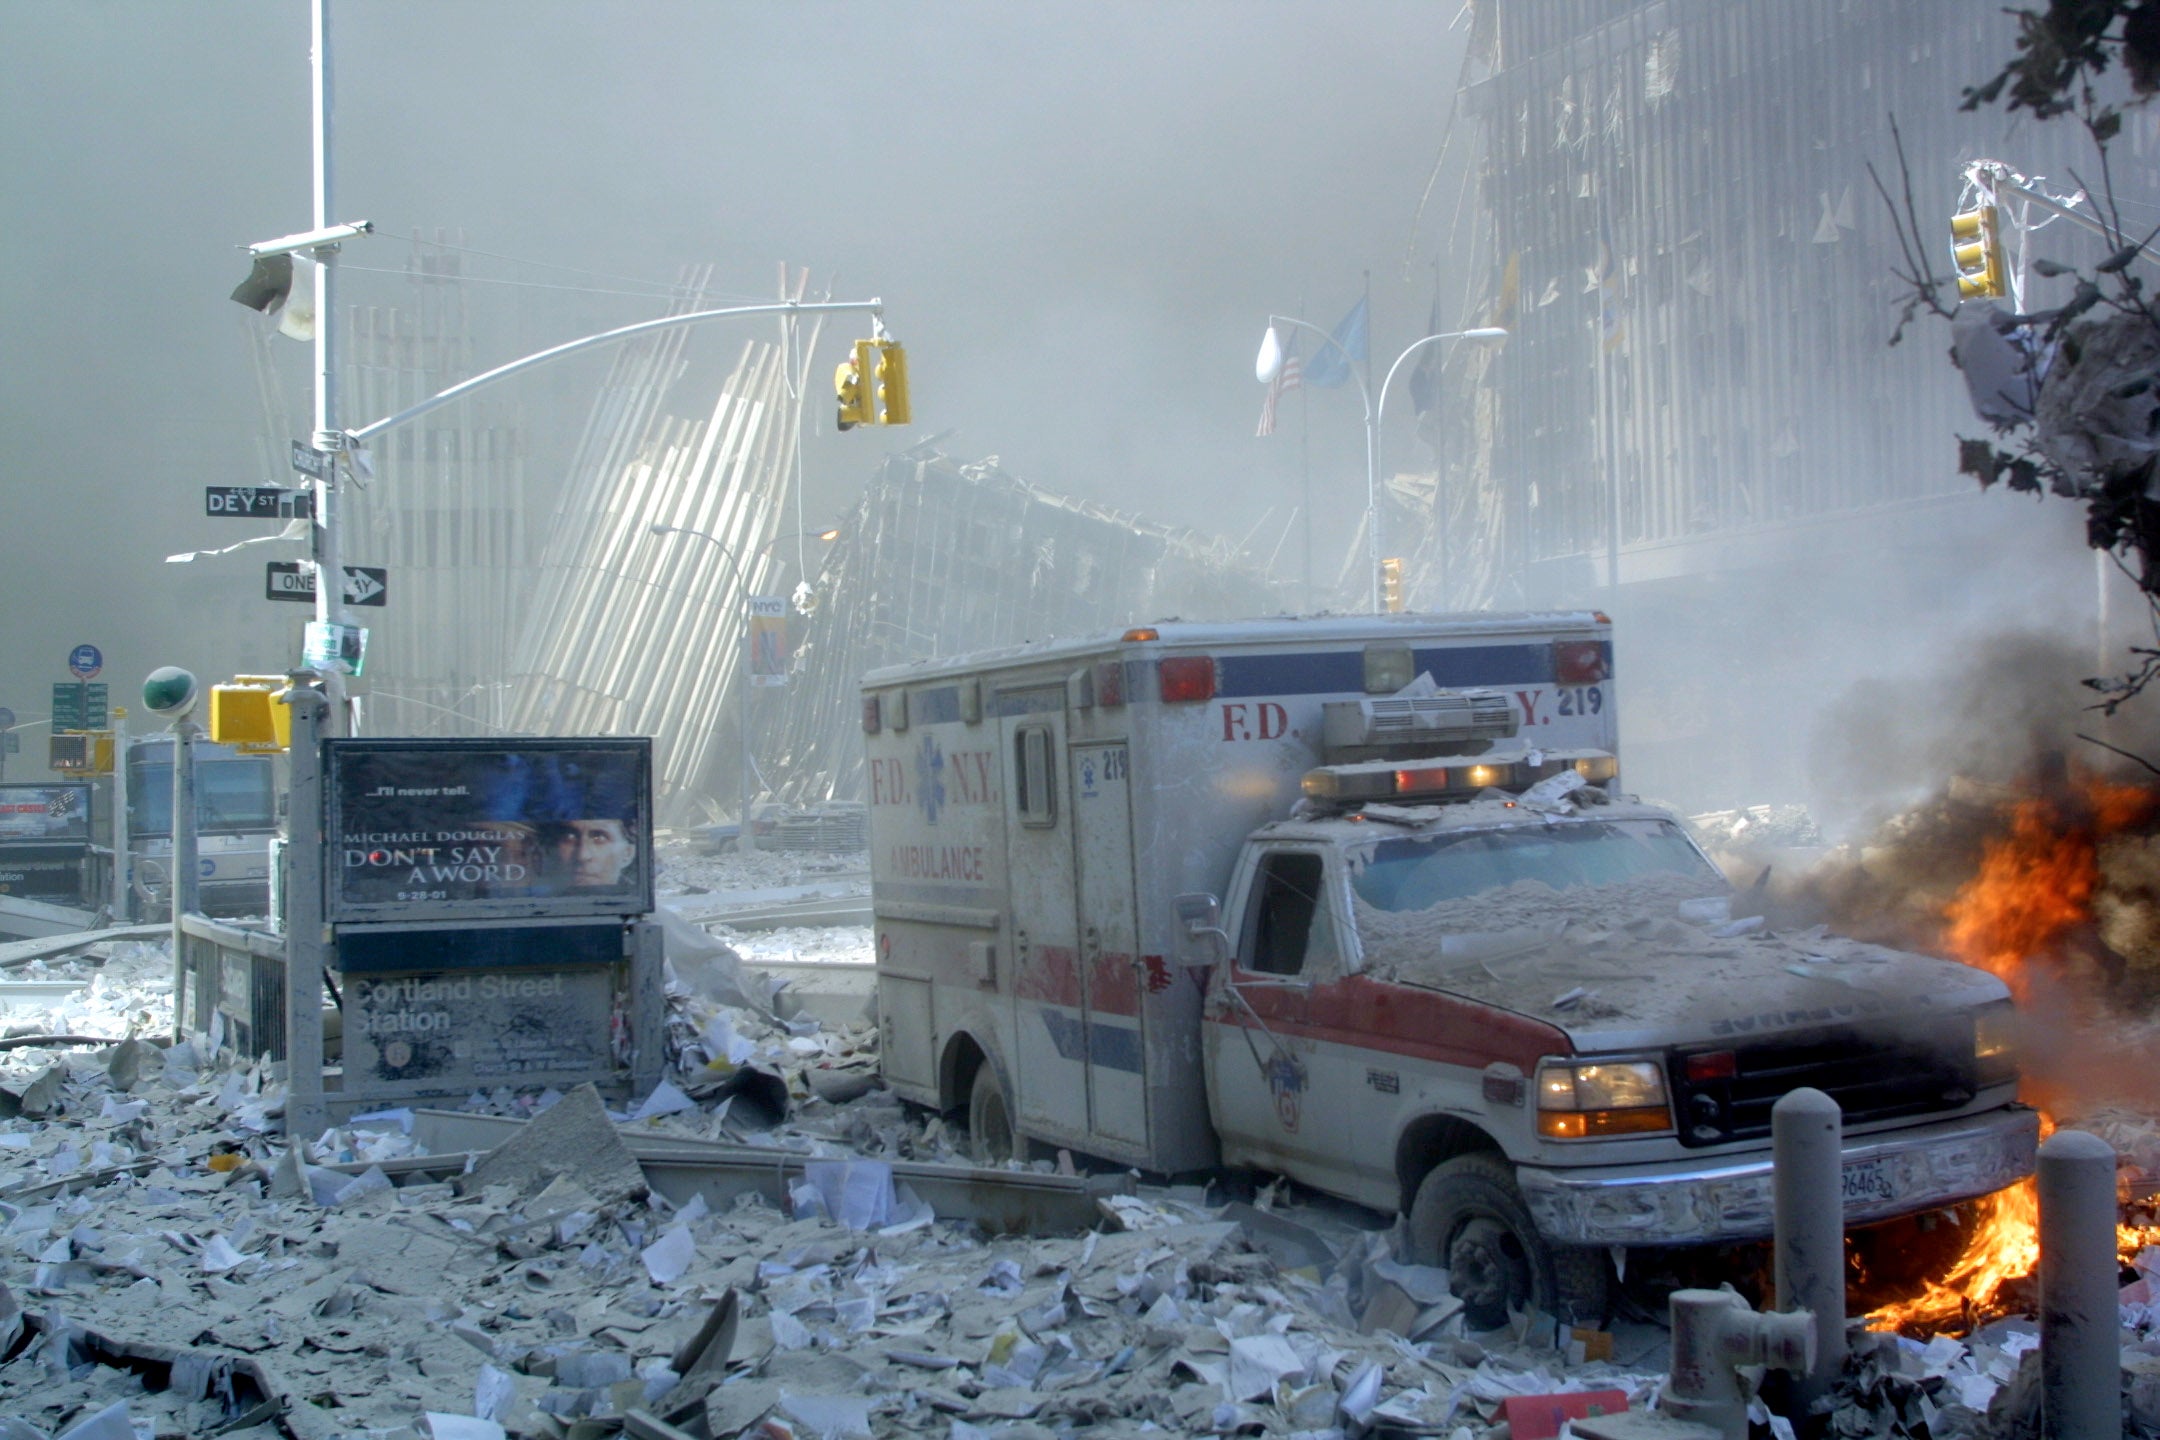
[1320, 690, 1519, 763]
[1301, 748, 1618, 809]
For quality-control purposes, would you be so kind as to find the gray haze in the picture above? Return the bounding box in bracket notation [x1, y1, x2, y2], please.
[0, 3, 2139, 816]
[2, 3, 1457, 723]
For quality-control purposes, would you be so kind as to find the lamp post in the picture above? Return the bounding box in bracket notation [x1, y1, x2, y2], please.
[1256, 320, 1507, 613]
[649, 523, 762, 844]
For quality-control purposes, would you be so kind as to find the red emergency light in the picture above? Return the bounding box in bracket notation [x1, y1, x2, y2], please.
[1158, 656, 1216, 703]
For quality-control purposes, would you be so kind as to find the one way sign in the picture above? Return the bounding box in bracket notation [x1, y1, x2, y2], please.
[265, 561, 389, 607]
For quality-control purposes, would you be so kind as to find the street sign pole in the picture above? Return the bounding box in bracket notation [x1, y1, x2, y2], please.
[310, 0, 351, 739]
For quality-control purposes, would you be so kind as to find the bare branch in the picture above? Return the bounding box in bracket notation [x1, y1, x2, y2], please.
[2076, 731, 2160, 777]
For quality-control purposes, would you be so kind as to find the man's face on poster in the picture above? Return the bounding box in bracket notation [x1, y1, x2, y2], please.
[556, 819, 635, 888]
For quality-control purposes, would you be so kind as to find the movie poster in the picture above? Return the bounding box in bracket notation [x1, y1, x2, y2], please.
[325, 739, 652, 921]
[0, 784, 91, 845]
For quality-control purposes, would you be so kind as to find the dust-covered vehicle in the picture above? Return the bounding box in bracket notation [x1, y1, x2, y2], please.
[866, 614, 2035, 1323]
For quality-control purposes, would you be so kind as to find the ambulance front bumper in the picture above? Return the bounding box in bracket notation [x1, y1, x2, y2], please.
[1515, 1105, 2039, 1247]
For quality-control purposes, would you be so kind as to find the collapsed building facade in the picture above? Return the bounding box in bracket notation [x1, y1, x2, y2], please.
[1414, 0, 2127, 804]
[304, 251, 1282, 820]
[771, 450, 1286, 803]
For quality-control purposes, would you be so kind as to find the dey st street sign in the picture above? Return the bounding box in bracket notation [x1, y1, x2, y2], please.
[206, 486, 315, 519]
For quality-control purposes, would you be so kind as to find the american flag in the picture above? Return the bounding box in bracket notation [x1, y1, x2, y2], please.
[1256, 339, 1303, 437]
[47, 790, 76, 819]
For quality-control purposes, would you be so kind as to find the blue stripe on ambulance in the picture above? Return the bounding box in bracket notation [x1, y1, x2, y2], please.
[1036, 1009, 1145, 1073]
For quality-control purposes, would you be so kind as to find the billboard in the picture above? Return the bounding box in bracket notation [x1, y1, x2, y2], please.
[325, 738, 653, 922]
[0, 784, 92, 845]
[0, 847, 87, 902]
[748, 596, 791, 687]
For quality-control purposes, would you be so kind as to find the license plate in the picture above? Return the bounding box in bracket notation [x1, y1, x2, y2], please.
[1842, 1156, 1898, 1205]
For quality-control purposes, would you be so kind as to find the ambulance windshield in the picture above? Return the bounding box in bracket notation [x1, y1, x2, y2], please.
[1348, 819, 1717, 913]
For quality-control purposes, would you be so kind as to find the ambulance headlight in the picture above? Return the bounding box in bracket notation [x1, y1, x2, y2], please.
[1535, 1059, 1674, 1139]
[1974, 1001, 2019, 1088]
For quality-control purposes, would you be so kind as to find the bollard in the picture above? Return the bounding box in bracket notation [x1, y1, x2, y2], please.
[1773, 1087, 1846, 1416]
[2038, 1129, 2120, 1440]
[1663, 1288, 1815, 1440]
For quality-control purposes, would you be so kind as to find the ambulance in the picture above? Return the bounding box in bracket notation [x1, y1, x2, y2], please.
[865, 614, 2034, 1323]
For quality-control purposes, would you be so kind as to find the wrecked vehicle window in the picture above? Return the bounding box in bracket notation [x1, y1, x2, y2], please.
[1348, 820, 1717, 912]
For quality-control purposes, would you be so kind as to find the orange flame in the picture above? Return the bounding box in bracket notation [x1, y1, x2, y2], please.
[1938, 775, 2156, 1001]
[1865, 770, 2159, 1335]
[1867, 1178, 2041, 1332]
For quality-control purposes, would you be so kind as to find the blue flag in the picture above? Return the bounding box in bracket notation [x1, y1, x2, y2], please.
[1302, 296, 1368, 388]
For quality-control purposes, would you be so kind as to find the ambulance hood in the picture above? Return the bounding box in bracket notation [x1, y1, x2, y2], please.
[1351, 880, 2010, 1052]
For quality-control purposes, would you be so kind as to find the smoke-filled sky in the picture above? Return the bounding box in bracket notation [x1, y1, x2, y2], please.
[0, 2, 1463, 730]
[0, 2, 2147, 816]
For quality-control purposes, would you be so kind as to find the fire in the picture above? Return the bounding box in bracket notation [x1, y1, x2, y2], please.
[1866, 1178, 2041, 1333]
[1862, 767, 2160, 1335]
[1937, 774, 2157, 1001]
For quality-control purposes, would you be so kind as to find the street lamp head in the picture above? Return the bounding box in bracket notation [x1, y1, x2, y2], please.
[1459, 327, 1510, 344]
[1255, 325, 1284, 384]
[648, 523, 676, 537]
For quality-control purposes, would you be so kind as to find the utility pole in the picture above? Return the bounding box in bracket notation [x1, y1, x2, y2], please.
[310, 0, 351, 737]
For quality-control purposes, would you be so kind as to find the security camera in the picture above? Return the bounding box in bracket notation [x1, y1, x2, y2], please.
[231, 222, 372, 314]
[244, 221, 374, 261]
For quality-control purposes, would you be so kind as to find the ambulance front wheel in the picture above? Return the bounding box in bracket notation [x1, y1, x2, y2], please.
[1407, 1152, 1610, 1330]
[967, 1065, 1019, 1165]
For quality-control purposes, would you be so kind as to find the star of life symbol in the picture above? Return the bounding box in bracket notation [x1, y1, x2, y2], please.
[916, 734, 946, 824]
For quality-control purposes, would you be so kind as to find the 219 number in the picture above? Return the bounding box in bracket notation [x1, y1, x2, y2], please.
[1556, 686, 1604, 716]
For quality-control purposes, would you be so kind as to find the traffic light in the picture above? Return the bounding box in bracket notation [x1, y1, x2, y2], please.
[872, 341, 911, 426]
[49, 732, 113, 774]
[1381, 557, 1405, 614]
[1951, 204, 2007, 301]
[209, 676, 292, 752]
[834, 340, 873, 430]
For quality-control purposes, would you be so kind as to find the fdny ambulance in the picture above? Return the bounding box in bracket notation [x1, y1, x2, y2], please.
[865, 614, 2034, 1324]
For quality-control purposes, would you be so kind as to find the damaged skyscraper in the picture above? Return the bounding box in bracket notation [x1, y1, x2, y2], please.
[1413, 0, 2117, 802]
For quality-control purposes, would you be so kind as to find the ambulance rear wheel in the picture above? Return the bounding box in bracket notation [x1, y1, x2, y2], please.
[967, 1065, 1018, 1165]
[1408, 1152, 1610, 1330]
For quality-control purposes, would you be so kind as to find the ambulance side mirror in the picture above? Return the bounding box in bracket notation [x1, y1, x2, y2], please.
[1173, 893, 1229, 966]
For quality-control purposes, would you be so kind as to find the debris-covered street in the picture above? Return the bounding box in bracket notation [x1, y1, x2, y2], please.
[0, 835, 2159, 1439]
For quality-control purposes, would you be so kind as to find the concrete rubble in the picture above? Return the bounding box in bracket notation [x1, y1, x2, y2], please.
[6, 841, 2160, 1436]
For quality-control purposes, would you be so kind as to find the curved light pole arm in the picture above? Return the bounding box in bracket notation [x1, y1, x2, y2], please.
[1371, 328, 1507, 613]
[345, 298, 884, 445]
[649, 523, 749, 589]
[1265, 313, 1372, 416]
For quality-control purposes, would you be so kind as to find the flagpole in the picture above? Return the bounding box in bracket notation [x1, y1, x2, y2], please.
[1299, 291, 1312, 613]
[1362, 272, 1377, 613]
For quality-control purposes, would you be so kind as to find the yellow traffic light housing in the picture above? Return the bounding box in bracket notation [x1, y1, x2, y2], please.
[1951, 204, 2007, 301]
[209, 676, 292, 752]
[872, 341, 911, 426]
[834, 340, 873, 430]
[1381, 557, 1405, 614]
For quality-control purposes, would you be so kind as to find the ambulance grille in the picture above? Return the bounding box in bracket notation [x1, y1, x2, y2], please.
[1669, 1013, 1979, 1148]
